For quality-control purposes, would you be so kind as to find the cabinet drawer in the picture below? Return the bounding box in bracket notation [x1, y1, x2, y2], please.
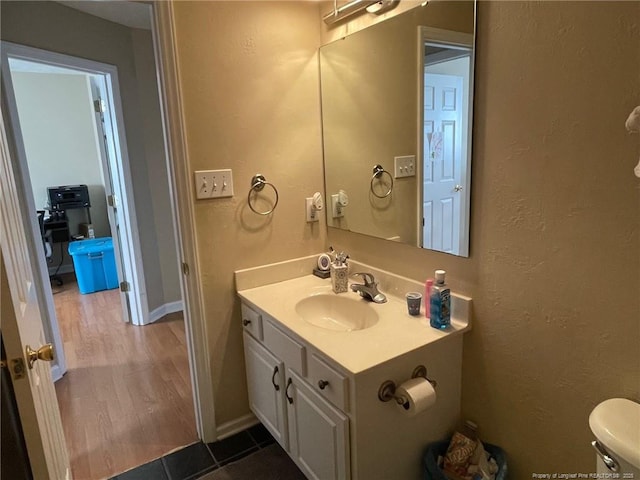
[263, 319, 306, 375]
[308, 353, 349, 412]
[241, 303, 263, 340]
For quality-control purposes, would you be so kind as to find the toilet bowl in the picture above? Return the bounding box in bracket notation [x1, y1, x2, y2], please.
[589, 398, 640, 476]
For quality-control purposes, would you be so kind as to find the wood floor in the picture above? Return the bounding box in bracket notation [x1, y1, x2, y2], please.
[53, 275, 197, 480]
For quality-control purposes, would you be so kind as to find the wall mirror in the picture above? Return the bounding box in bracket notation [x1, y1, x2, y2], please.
[320, 0, 476, 256]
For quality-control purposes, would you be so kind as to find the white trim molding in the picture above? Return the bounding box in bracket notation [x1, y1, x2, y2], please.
[215, 414, 259, 441]
[1, 41, 150, 327]
[152, 1, 216, 442]
[148, 300, 184, 324]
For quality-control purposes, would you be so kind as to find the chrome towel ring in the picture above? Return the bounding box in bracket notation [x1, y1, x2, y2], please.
[370, 164, 393, 198]
[248, 174, 279, 215]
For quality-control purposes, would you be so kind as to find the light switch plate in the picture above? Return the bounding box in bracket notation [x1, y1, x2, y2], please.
[394, 155, 416, 178]
[194, 169, 234, 199]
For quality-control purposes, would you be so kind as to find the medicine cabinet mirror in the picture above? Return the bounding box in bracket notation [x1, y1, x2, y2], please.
[320, 0, 476, 256]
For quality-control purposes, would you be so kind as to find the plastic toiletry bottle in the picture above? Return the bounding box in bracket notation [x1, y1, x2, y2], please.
[425, 278, 434, 319]
[429, 269, 451, 329]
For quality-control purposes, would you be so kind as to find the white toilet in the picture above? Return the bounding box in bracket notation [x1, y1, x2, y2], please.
[589, 398, 640, 476]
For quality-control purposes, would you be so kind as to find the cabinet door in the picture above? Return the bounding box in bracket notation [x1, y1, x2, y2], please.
[286, 369, 350, 480]
[243, 332, 288, 448]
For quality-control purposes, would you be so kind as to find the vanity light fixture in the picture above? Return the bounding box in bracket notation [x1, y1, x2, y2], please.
[323, 0, 399, 25]
[365, 0, 400, 15]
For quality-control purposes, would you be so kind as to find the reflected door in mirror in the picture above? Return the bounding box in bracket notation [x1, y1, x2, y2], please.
[422, 41, 472, 256]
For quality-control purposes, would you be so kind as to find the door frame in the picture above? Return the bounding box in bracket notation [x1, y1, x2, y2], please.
[417, 26, 475, 256]
[1, 0, 217, 453]
[0, 44, 68, 382]
[0, 102, 71, 480]
[152, 1, 216, 441]
[88, 74, 137, 326]
[1, 40, 150, 330]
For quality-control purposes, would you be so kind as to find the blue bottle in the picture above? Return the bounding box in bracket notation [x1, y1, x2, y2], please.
[429, 270, 450, 329]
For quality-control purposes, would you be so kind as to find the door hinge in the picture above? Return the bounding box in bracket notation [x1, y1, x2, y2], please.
[107, 194, 115, 207]
[422, 217, 425, 226]
[182, 263, 189, 276]
[2, 357, 26, 380]
[120, 281, 130, 292]
[94, 99, 106, 113]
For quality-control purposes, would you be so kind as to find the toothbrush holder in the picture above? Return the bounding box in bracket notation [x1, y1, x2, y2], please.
[330, 263, 349, 293]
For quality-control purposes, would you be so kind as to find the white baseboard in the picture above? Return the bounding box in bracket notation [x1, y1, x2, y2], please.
[148, 300, 184, 323]
[215, 413, 258, 441]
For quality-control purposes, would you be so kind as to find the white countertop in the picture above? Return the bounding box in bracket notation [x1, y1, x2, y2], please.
[237, 274, 471, 374]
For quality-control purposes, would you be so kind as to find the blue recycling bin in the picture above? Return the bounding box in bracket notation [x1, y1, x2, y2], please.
[68, 237, 119, 294]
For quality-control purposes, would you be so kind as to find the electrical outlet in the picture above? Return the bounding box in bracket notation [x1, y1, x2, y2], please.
[194, 169, 234, 199]
[394, 155, 416, 178]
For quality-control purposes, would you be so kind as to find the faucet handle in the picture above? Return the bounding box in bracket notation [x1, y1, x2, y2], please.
[352, 272, 375, 285]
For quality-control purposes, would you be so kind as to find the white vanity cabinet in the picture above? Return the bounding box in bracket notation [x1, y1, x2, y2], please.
[242, 303, 350, 480]
[236, 269, 471, 480]
[286, 369, 350, 480]
[243, 331, 287, 448]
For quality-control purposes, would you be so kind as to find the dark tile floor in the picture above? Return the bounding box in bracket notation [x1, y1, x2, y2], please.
[110, 423, 276, 480]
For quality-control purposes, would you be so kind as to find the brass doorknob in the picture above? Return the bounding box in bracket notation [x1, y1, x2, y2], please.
[26, 344, 54, 369]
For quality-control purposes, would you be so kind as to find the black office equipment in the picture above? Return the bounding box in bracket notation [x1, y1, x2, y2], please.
[43, 185, 93, 286]
[43, 213, 70, 244]
[48, 184, 91, 211]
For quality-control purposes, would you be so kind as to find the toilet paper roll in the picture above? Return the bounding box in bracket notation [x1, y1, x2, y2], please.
[395, 377, 436, 416]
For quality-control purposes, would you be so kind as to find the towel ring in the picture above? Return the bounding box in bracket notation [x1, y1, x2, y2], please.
[248, 174, 279, 215]
[370, 164, 393, 199]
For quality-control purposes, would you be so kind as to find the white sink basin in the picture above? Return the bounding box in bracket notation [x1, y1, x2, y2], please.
[295, 294, 379, 332]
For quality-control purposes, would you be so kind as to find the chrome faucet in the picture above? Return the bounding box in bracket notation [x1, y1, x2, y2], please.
[350, 272, 387, 304]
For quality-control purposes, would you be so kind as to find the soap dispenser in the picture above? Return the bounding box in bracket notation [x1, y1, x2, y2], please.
[330, 249, 349, 293]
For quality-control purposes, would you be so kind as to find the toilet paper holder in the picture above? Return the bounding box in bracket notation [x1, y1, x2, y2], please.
[377, 365, 437, 404]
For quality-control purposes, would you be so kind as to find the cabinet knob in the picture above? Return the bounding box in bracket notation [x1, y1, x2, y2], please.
[242, 319, 251, 326]
[318, 379, 329, 390]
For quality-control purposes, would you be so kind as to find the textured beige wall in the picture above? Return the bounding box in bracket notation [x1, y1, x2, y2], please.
[1, 1, 180, 312]
[328, 1, 640, 476]
[171, 1, 326, 425]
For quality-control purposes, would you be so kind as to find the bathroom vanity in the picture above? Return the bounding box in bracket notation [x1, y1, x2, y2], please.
[235, 256, 471, 479]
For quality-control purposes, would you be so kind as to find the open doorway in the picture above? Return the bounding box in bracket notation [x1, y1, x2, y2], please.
[1, 4, 199, 478]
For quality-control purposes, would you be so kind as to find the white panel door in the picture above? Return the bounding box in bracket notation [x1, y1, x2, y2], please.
[286, 369, 350, 480]
[243, 332, 288, 448]
[423, 73, 464, 254]
[1, 109, 70, 479]
[1, 42, 68, 382]
[89, 77, 131, 324]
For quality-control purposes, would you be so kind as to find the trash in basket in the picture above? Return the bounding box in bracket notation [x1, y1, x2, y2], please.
[423, 438, 508, 480]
